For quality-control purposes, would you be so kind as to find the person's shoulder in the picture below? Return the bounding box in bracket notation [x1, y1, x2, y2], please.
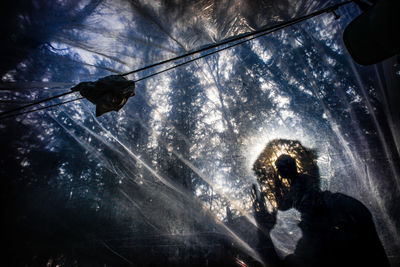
[321, 191, 372, 219]
[321, 191, 364, 207]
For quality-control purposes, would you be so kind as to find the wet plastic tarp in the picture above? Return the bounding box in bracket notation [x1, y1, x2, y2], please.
[0, 0, 399, 266]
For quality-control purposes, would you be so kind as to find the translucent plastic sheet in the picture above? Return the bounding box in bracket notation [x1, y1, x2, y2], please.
[1, 0, 399, 266]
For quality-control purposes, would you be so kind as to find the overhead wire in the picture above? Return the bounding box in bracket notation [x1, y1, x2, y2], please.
[0, 0, 353, 120]
[0, 91, 76, 118]
[0, 97, 84, 120]
[119, 0, 352, 77]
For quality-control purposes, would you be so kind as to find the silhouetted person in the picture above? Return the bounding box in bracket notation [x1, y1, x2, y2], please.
[255, 154, 390, 267]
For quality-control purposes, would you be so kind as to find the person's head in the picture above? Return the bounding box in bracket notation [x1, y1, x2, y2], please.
[275, 154, 298, 180]
[252, 139, 320, 211]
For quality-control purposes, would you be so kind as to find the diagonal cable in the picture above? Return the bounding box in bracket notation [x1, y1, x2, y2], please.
[0, 1, 352, 120]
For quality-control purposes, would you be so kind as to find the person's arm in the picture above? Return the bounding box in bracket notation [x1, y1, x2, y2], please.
[251, 184, 283, 267]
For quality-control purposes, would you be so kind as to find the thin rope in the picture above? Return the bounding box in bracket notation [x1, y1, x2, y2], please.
[0, 97, 83, 120]
[133, 32, 265, 82]
[0, 1, 353, 119]
[133, 0, 352, 82]
[121, 0, 352, 77]
[0, 91, 75, 117]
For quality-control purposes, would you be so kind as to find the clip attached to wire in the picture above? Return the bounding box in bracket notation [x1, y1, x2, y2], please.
[72, 75, 135, 116]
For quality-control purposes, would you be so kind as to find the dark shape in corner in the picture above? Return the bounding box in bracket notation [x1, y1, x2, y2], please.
[343, 0, 400, 65]
[252, 139, 390, 267]
[72, 75, 135, 116]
